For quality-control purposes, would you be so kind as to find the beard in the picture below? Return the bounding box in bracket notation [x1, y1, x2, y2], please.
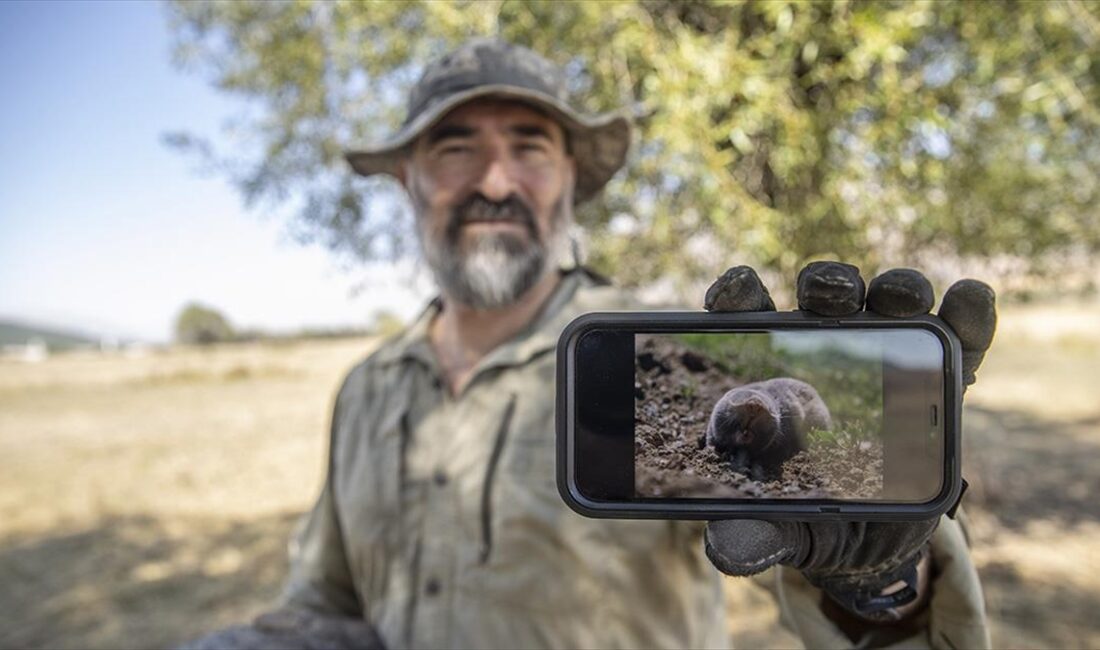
[418, 193, 570, 309]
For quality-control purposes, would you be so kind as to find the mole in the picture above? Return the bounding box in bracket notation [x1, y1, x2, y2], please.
[704, 377, 832, 480]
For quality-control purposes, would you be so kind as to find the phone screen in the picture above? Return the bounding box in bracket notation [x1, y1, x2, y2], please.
[573, 328, 947, 504]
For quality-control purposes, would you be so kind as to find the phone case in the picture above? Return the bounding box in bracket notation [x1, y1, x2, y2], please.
[556, 310, 964, 521]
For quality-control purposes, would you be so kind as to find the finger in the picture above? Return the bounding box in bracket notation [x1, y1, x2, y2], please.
[797, 261, 866, 316]
[865, 268, 935, 317]
[704, 265, 776, 312]
[704, 519, 805, 576]
[938, 279, 997, 387]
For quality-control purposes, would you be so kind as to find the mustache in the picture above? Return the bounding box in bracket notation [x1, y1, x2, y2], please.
[446, 193, 539, 243]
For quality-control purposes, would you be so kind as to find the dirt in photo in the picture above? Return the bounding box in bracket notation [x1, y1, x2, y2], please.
[633, 333, 884, 499]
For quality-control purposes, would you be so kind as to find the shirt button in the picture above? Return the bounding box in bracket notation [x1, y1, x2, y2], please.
[425, 577, 441, 596]
[433, 469, 448, 486]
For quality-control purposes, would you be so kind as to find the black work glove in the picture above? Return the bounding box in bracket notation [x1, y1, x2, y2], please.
[702, 262, 996, 620]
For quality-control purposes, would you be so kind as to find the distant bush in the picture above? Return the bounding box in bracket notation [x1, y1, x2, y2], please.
[175, 303, 235, 345]
[370, 310, 406, 338]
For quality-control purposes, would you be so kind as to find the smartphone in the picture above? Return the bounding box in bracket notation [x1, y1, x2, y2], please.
[556, 311, 963, 521]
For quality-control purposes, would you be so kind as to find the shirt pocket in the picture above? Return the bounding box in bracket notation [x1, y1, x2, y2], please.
[496, 393, 683, 559]
[499, 397, 559, 501]
[483, 396, 623, 620]
[489, 395, 570, 560]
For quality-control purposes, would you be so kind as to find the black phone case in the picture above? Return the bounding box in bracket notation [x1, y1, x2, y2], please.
[556, 310, 964, 521]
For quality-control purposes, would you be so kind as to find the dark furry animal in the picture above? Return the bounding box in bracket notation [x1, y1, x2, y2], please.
[704, 377, 832, 480]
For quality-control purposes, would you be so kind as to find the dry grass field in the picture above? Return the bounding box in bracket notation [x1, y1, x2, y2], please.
[1, 301, 1098, 649]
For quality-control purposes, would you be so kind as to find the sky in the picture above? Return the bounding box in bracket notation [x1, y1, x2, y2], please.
[0, 1, 431, 343]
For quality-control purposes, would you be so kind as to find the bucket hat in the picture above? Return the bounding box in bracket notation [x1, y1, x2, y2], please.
[345, 38, 631, 203]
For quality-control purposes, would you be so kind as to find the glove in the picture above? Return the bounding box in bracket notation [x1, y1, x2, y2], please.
[702, 262, 996, 621]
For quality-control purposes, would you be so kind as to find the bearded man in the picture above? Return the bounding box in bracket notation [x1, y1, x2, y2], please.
[184, 39, 995, 650]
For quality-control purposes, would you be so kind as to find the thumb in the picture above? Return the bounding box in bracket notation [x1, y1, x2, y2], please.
[704, 519, 806, 577]
[938, 279, 996, 388]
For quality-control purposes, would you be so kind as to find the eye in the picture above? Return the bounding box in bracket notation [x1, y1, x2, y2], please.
[516, 141, 548, 154]
[439, 144, 471, 156]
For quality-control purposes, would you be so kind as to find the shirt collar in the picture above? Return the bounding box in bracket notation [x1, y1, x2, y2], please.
[372, 266, 608, 374]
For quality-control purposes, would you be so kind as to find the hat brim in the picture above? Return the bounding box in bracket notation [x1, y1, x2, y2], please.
[344, 85, 631, 204]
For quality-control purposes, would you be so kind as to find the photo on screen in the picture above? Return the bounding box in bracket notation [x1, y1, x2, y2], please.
[633, 330, 943, 501]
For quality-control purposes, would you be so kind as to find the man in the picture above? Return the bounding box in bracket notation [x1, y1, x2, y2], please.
[186, 39, 995, 649]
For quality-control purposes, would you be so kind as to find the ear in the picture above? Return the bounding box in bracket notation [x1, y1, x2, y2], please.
[561, 155, 577, 204]
[394, 158, 409, 188]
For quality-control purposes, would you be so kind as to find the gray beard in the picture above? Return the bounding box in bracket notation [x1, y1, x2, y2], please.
[419, 198, 570, 310]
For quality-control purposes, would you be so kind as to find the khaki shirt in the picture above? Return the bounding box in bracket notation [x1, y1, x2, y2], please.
[279, 267, 990, 650]
[280, 268, 729, 649]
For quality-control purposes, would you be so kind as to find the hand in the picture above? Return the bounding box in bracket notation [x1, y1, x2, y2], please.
[701, 262, 996, 621]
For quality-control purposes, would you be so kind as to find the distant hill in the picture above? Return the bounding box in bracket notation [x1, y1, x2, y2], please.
[0, 319, 99, 350]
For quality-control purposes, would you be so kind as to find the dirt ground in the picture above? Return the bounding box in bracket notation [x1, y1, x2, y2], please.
[634, 335, 883, 499]
[0, 338, 364, 649]
[1, 300, 1098, 649]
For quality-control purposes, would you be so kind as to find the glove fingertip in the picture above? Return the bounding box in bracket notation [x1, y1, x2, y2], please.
[796, 261, 866, 316]
[939, 279, 997, 352]
[704, 265, 776, 312]
[866, 268, 935, 317]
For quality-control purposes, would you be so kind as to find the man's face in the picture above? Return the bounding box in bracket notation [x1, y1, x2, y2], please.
[400, 98, 576, 309]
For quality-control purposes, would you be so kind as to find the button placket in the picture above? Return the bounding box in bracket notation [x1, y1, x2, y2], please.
[408, 399, 464, 648]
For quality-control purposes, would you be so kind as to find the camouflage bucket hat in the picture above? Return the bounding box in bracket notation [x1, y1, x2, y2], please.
[345, 38, 632, 204]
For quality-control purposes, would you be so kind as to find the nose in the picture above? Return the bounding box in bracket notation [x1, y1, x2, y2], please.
[473, 149, 517, 202]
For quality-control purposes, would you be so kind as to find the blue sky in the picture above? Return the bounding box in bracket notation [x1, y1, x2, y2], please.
[0, 1, 428, 343]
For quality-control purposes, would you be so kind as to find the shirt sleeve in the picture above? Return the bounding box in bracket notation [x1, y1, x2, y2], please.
[276, 377, 363, 618]
[772, 511, 991, 649]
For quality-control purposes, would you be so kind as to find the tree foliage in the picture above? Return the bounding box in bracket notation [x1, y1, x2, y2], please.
[166, 0, 1100, 295]
[175, 302, 235, 345]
